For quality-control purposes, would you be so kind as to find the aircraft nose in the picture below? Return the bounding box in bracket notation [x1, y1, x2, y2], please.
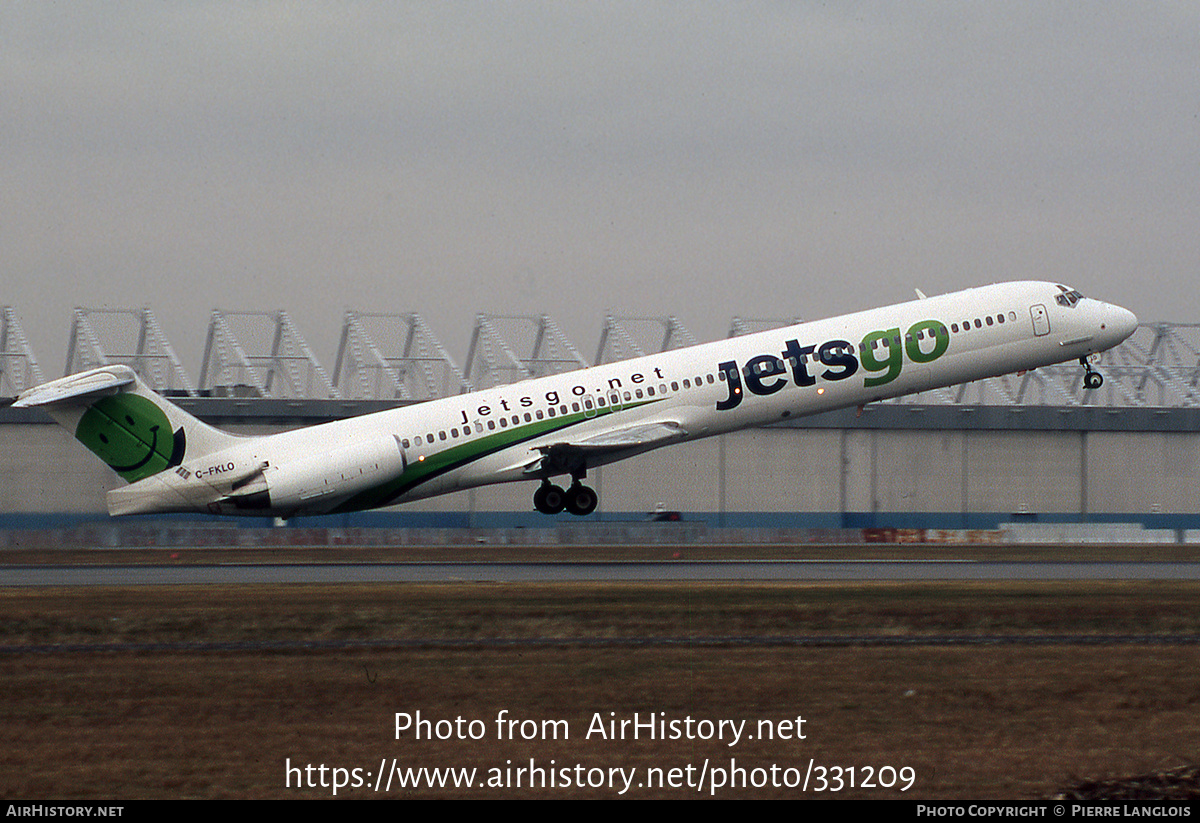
[1113, 305, 1137, 341]
[1102, 304, 1138, 346]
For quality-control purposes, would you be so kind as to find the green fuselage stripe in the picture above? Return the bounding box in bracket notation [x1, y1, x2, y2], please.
[331, 399, 659, 513]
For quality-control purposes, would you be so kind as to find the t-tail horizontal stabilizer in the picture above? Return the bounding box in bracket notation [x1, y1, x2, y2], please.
[11, 368, 134, 408]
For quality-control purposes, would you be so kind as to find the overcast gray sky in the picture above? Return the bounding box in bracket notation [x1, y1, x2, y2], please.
[2, 2, 1197, 377]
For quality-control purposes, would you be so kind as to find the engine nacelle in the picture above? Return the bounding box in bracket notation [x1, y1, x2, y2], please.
[258, 435, 406, 515]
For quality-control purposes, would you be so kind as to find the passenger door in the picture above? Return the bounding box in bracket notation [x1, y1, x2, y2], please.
[1030, 304, 1050, 336]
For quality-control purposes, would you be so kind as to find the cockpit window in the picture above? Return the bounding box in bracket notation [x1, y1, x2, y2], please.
[1054, 288, 1084, 308]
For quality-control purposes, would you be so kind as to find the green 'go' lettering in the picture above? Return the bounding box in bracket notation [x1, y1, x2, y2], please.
[859, 320, 949, 388]
[860, 327, 902, 388]
[906, 320, 949, 363]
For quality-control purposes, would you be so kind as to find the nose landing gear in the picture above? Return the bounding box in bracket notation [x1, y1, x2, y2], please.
[1080, 356, 1104, 389]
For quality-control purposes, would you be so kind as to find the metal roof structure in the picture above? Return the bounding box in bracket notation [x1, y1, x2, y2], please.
[5, 304, 1200, 408]
[1109, 322, 1200, 407]
[0, 307, 43, 396]
[333, 311, 471, 400]
[63, 307, 192, 395]
[199, 310, 337, 399]
[463, 313, 588, 391]
[727, 316, 802, 338]
[594, 314, 699, 365]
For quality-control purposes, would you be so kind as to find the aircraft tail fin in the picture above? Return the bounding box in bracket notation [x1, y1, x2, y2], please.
[13, 365, 241, 483]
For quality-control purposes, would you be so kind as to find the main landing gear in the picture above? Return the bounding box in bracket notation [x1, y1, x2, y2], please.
[1080, 356, 1104, 389]
[533, 478, 598, 516]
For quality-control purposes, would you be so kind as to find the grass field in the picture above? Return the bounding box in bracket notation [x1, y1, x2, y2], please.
[3, 579, 1199, 799]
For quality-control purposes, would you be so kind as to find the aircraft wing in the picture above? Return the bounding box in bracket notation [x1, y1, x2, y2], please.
[559, 421, 688, 452]
[12, 366, 136, 408]
[523, 420, 688, 477]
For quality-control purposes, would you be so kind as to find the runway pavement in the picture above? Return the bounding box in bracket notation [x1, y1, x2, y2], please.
[5, 559, 1200, 586]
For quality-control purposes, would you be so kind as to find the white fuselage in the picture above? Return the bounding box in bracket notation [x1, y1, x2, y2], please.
[112, 281, 1138, 517]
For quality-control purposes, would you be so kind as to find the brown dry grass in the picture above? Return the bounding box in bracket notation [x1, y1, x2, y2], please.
[2, 581, 1199, 799]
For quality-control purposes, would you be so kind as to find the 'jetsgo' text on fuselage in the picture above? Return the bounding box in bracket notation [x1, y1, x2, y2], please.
[716, 319, 949, 410]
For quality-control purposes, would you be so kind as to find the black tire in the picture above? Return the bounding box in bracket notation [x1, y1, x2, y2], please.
[533, 483, 567, 514]
[565, 484, 598, 516]
[1084, 372, 1103, 389]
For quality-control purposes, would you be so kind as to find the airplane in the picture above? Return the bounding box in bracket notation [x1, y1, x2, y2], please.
[12, 281, 1137, 519]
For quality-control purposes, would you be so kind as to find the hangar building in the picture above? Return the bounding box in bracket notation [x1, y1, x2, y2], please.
[1, 307, 1196, 531]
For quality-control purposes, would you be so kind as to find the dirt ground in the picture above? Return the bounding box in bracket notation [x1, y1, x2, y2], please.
[3, 581, 1199, 799]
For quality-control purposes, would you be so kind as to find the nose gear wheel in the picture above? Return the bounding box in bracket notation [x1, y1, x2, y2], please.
[1080, 356, 1104, 389]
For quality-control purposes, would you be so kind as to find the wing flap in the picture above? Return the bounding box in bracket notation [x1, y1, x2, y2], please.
[523, 421, 687, 476]
[564, 421, 687, 452]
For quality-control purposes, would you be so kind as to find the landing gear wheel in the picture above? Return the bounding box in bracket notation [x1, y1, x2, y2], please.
[533, 483, 567, 515]
[1079, 357, 1103, 390]
[564, 483, 598, 516]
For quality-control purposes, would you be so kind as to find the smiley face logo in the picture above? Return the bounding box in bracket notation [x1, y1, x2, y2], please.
[75, 394, 186, 482]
